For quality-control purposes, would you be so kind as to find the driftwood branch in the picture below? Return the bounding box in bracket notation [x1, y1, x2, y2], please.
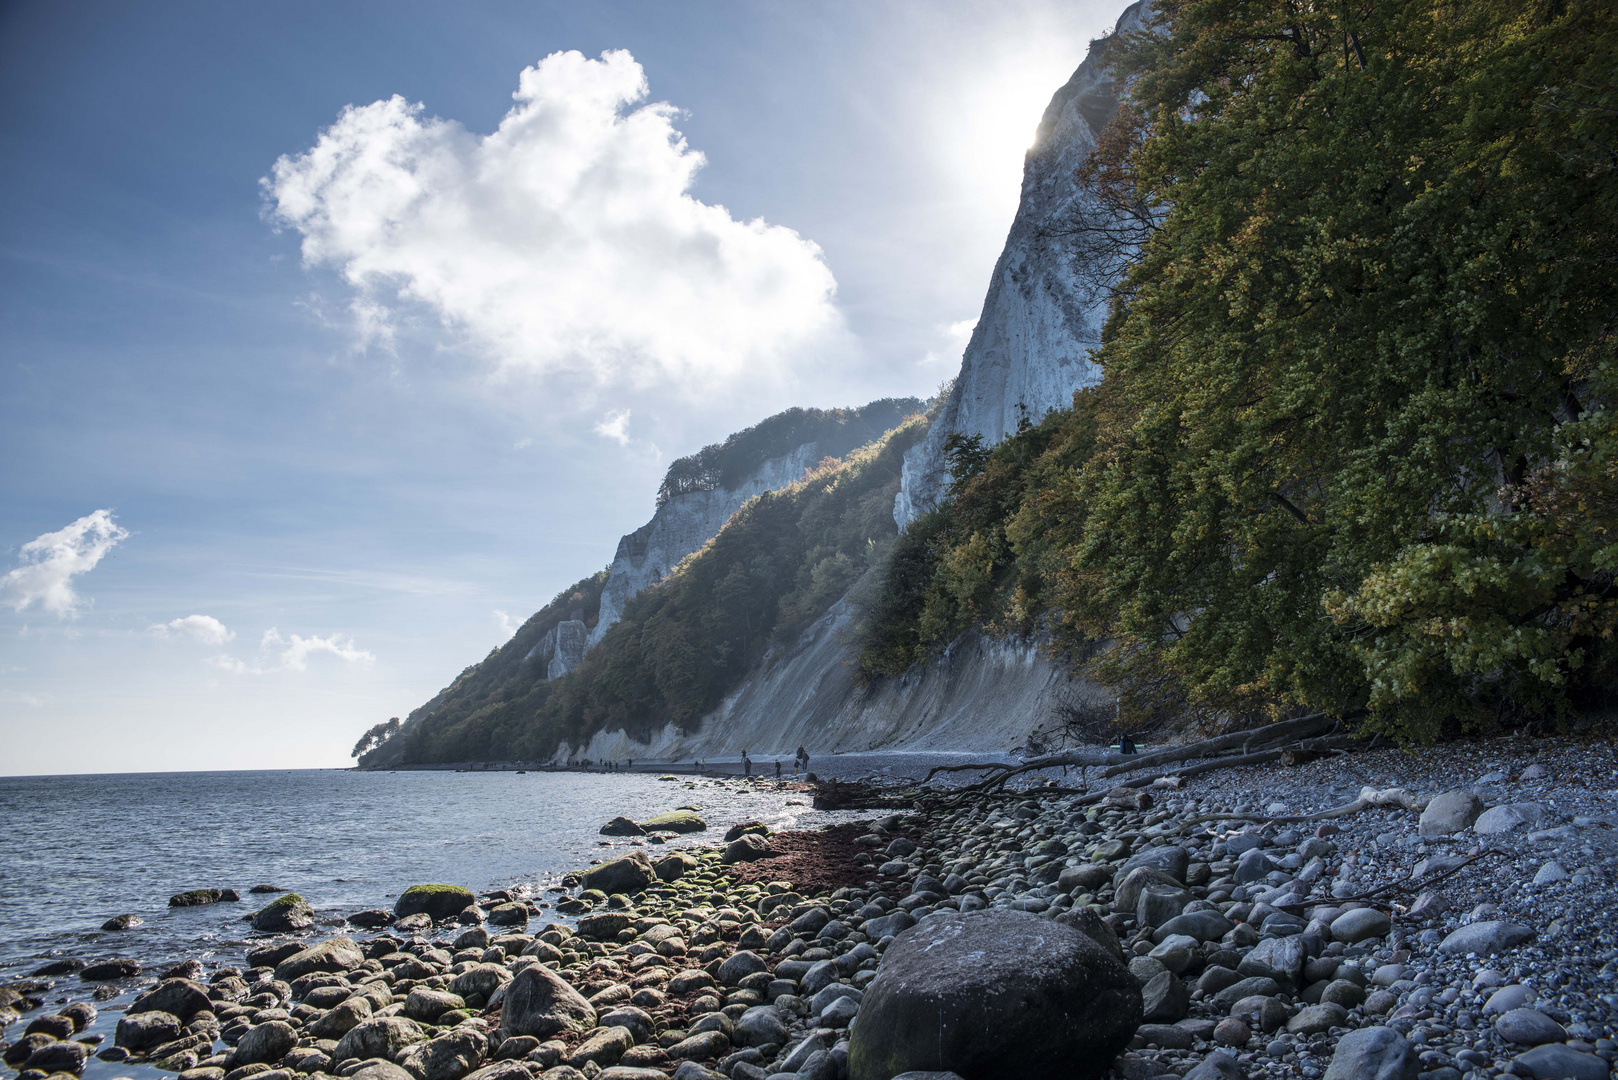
[1273, 850, 1502, 913]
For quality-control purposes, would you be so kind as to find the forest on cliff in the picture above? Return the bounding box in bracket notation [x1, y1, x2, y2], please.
[860, 0, 1618, 742]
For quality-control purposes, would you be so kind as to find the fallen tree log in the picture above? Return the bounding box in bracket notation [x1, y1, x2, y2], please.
[923, 712, 1349, 789]
[937, 733, 1369, 804]
[1095, 713, 1340, 778]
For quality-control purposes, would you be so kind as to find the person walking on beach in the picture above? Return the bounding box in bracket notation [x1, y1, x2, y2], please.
[742, 750, 752, 776]
[774, 759, 781, 779]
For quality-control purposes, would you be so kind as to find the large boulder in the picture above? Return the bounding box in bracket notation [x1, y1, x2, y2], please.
[130, 978, 212, 1020]
[654, 853, 699, 882]
[333, 1017, 428, 1064]
[1437, 921, 1534, 955]
[1418, 791, 1484, 837]
[252, 893, 314, 932]
[581, 852, 655, 896]
[847, 910, 1140, 1080]
[1322, 1026, 1416, 1080]
[310, 996, 374, 1038]
[1474, 803, 1546, 835]
[723, 834, 772, 864]
[1153, 911, 1234, 945]
[1238, 936, 1308, 992]
[24, 1039, 89, 1074]
[275, 937, 364, 981]
[578, 913, 633, 941]
[246, 942, 305, 969]
[352, 1064, 418, 1080]
[449, 963, 512, 999]
[401, 1028, 488, 1080]
[169, 889, 239, 907]
[234, 1020, 298, 1065]
[394, 885, 476, 922]
[403, 989, 467, 1024]
[487, 903, 528, 927]
[81, 958, 141, 980]
[1330, 908, 1392, 944]
[115, 1010, 183, 1051]
[1117, 846, 1190, 884]
[596, 1006, 655, 1044]
[638, 811, 707, 834]
[499, 962, 597, 1040]
[1511, 1045, 1609, 1080]
[601, 817, 646, 836]
[1113, 867, 1183, 916]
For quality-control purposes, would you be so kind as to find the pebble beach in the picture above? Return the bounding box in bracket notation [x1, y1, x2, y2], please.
[3, 736, 1616, 1080]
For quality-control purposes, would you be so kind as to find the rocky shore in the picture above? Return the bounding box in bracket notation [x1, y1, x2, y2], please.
[3, 737, 1616, 1080]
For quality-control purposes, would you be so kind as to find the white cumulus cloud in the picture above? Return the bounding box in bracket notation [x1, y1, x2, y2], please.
[151, 614, 236, 645]
[2, 510, 128, 617]
[264, 49, 842, 398]
[493, 610, 519, 638]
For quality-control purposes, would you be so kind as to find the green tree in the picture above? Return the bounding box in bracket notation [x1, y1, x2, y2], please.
[1060, 0, 1618, 733]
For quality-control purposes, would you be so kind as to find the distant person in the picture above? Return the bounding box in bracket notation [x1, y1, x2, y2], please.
[742, 750, 752, 776]
[774, 759, 782, 778]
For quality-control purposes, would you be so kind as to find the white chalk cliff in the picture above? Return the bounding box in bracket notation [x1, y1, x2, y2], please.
[588, 443, 828, 648]
[894, 0, 1146, 526]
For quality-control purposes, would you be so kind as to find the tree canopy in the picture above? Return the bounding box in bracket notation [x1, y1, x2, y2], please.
[862, 0, 1617, 739]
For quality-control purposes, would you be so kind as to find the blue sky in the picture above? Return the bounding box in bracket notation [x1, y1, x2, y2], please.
[0, 0, 1123, 775]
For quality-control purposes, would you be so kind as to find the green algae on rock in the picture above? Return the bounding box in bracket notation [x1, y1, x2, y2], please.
[638, 810, 707, 834]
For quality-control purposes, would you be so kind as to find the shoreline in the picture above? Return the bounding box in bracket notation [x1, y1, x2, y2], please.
[3, 734, 1616, 1080]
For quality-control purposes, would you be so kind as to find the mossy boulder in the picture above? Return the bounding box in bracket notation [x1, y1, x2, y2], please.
[638, 811, 707, 834]
[393, 884, 476, 922]
[169, 888, 240, 907]
[251, 892, 314, 932]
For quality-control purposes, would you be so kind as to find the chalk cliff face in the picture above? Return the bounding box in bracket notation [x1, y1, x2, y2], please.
[894, 0, 1147, 526]
[546, 620, 588, 679]
[564, 590, 1115, 764]
[588, 444, 827, 648]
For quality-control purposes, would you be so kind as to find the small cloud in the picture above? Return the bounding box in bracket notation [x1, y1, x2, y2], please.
[211, 627, 375, 674]
[263, 627, 374, 671]
[0, 689, 45, 708]
[946, 318, 979, 342]
[513, 437, 534, 450]
[349, 297, 397, 353]
[150, 614, 236, 645]
[593, 409, 632, 446]
[494, 610, 519, 638]
[1, 510, 129, 617]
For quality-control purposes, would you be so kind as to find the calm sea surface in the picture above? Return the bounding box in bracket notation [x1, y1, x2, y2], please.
[0, 756, 1008, 1079]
